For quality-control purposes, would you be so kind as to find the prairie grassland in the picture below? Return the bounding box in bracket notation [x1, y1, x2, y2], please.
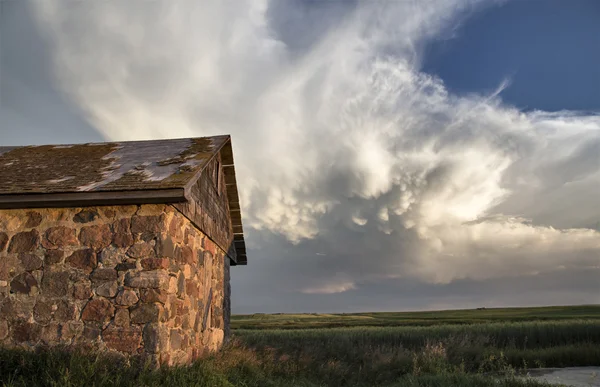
[2, 305, 599, 386]
[232, 304, 600, 330]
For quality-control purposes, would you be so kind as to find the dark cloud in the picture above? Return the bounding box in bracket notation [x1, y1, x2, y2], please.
[0, 0, 101, 145]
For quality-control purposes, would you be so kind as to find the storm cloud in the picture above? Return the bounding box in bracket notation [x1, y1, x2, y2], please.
[6, 0, 600, 311]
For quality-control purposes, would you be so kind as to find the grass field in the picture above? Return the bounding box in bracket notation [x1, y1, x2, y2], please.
[232, 304, 600, 329]
[2, 305, 599, 386]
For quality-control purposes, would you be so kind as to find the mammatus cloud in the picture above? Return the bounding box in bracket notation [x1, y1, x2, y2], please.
[32, 0, 600, 296]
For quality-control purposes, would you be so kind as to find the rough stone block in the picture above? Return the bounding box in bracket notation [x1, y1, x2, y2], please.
[81, 298, 115, 323]
[127, 242, 155, 258]
[102, 325, 142, 353]
[8, 230, 40, 253]
[19, 253, 43, 271]
[40, 323, 61, 344]
[66, 249, 97, 274]
[139, 289, 168, 304]
[79, 224, 112, 250]
[1, 297, 34, 320]
[0, 232, 8, 252]
[44, 250, 64, 265]
[73, 210, 99, 224]
[41, 271, 70, 297]
[114, 308, 130, 327]
[112, 218, 134, 248]
[24, 211, 43, 228]
[95, 281, 118, 298]
[42, 227, 77, 249]
[115, 289, 139, 306]
[55, 300, 77, 322]
[130, 303, 165, 324]
[140, 258, 169, 271]
[124, 271, 170, 289]
[73, 281, 92, 300]
[91, 268, 118, 283]
[131, 215, 162, 240]
[0, 320, 8, 340]
[143, 323, 169, 353]
[10, 272, 38, 295]
[13, 321, 41, 342]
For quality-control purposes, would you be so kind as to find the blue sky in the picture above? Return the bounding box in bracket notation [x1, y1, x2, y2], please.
[422, 0, 600, 112]
[1, 0, 599, 312]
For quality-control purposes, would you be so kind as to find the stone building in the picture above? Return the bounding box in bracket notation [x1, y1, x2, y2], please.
[0, 135, 247, 365]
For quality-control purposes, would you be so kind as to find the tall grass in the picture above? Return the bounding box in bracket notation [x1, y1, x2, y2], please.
[3, 319, 598, 386]
[0, 342, 557, 387]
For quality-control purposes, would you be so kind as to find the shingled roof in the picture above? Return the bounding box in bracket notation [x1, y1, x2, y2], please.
[0, 135, 246, 265]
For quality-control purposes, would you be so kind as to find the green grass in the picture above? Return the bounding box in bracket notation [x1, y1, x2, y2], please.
[232, 304, 600, 329]
[0, 343, 559, 387]
[4, 305, 599, 386]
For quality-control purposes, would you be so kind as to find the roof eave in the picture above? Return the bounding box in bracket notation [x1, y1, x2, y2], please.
[0, 188, 187, 209]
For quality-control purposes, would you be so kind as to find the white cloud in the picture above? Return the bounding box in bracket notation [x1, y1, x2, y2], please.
[32, 0, 600, 295]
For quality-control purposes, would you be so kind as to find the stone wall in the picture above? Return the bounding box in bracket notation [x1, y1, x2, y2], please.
[0, 203, 230, 365]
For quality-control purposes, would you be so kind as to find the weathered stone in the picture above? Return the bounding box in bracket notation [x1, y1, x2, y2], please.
[139, 289, 169, 304]
[130, 303, 164, 324]
[169, 216, 184, 242]
[0, 254, 21, 281]
[114, 308, 130, 327]
[103, 325, 142, 353]
[167, 276, 178, 294]
[73, 210, 99, 223]
[13, 321, 41, 342]
[131, 215, 162, 240]
[98, 245, 124, 266]
[44, 250, 64, 265]
[73, 281, 92, 300]
[79, 224, 112, 250]
[181, 246, 194, 265]
[170, 329, 183, 350]
[212, 306, 223, 329]
[143, 323, 169, 353]
[0, 232, 8, 251]
[115, 289, 139, 306]
[141, 258, 169, 271]
[112, 218, 134, 248]
[0, 320, 8, 339]
[55, 300, 77, 322]
[90, 268, 118, 282]
[1, 297, 34, 320]
[155, 235, 176, 258]
[115, 261, 137, 271]
[66, 249, 97, 273]
[10, 272, 38, 294]
[82, 324, 101, 341]
[127, 242, 155, 258]
[102, 208, 117, 219]
[42, 226, 78, 249]
[19, 253, 43, 271]
[177, 273, 186, 298]
[95, 281, 118, 298]
[24, 211, 43, 228]
[181, 314, 191, 330]
[40, 323, 61, 344]
[185, 280, 200, 299]
[8, 229, 40, 253]
[203, 251, 213, 266]
[33, 300, 53, 324]
[124, 271, 170, 289]
[61, 321, 84, 341]
[81, 298, 115, 323]
[41, 271, 70, 297]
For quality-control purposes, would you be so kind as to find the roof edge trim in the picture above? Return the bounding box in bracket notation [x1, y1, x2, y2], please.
[0, 188, 187, 209]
